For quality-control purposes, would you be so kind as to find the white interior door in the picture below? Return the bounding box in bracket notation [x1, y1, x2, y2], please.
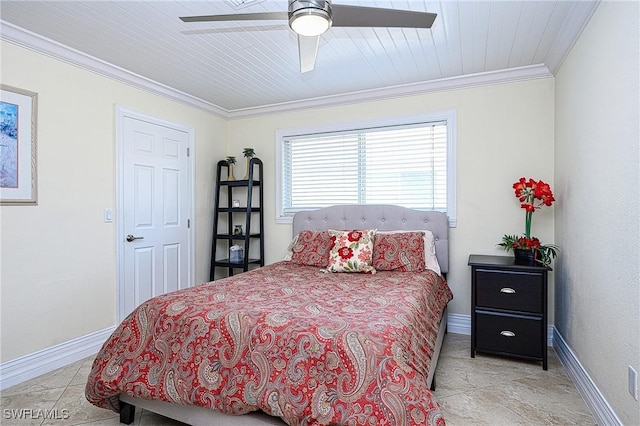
[116, 107, 194, 321]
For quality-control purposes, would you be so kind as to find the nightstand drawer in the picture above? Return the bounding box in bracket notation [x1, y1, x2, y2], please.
[476, 312, 543, 358]
[475, 270, 543, 313]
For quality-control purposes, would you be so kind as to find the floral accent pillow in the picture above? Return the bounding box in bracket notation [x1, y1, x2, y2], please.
[289, 230, 332, 267]
[327, 229, 376, 273]
[372, 231, 426, 272]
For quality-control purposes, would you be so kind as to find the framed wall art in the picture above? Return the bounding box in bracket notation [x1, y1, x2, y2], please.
[1, 84, 38, 205]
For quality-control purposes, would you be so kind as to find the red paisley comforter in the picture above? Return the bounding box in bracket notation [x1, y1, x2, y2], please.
[86, 261, 453, 425]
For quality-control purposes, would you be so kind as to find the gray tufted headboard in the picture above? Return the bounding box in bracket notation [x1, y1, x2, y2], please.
[292, 204, 449, 274]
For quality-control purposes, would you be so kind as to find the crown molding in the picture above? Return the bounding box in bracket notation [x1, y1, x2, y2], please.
[2, 20, 552, 120]
[227, 64, 552, 119]
[0, 20, 230, 118]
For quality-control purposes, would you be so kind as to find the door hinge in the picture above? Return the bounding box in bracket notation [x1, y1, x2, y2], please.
[187, 147, 190, 157]
[187, 219, 191, 228]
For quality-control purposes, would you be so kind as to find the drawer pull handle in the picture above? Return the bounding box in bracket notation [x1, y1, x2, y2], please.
[500, 287, 516, 294]
[500, 330, 516, 337]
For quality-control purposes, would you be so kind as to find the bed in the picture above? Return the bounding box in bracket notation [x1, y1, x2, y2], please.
[86, 204, 453, 425]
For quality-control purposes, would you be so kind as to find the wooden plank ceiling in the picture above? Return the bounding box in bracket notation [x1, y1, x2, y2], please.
[0, 1, 599, 114]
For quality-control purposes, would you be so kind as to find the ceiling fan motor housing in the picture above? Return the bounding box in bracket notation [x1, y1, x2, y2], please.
[289, 0, 333, 36]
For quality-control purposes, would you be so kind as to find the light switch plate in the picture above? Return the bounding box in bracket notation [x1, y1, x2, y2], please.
[104, 208, 113, 223]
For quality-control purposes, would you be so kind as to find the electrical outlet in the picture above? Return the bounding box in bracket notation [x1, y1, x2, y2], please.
[629, 366, 638, 400]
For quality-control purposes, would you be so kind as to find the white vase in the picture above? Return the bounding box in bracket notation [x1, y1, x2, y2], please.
[227, 163, 236, 181]
[242, 156, 253, 180]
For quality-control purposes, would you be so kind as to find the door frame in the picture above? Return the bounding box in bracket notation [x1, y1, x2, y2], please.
[114, 105, 196, 322]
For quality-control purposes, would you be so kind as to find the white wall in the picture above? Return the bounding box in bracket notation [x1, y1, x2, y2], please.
[554, 1, 640, 424]
[227, 78, 556, 321]
[0, 36, 556, 369]
[0, 41, 227, 363]
[4, 8, 635, 422]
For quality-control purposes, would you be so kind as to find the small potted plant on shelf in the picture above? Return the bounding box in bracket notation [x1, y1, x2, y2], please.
[226, 156, 236, 181]
[498, 177, 559, 266]
[242, 148, 255, 180]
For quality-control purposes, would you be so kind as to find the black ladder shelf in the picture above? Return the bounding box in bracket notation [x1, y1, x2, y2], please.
[210, 157, 264, 280]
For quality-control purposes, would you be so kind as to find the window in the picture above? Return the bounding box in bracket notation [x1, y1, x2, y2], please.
[276, 111, 456, 226]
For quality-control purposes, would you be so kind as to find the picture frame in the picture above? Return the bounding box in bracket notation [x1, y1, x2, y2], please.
[1, 84, 38, 205]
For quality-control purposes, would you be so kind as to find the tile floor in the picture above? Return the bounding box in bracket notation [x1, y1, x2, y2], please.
[1, 333, 595, 425]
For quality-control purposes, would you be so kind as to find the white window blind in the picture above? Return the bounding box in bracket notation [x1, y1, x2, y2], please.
[280, 118, 451, 219]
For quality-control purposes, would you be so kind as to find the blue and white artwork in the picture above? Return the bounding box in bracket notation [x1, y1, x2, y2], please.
[0, 101, 19, 188]
[0, 85, 37, 204]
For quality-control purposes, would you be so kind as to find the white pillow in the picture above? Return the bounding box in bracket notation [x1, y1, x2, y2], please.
[282, 233, 299, 261]
[377, 230, 441, 276]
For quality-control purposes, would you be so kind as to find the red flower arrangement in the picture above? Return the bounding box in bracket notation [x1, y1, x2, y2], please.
[499, 177, 558, 266]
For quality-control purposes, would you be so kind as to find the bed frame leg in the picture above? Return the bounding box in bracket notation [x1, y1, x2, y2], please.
[119, 401, 135, 425]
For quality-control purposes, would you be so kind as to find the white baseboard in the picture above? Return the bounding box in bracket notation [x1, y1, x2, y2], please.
[553, 327, 622, 426]
[0, 326, 115, 391]
[446, 313, 554, 347]
[446, 313, 471, 335]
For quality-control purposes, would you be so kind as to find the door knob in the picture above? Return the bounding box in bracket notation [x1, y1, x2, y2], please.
[126, 234, 144, 242]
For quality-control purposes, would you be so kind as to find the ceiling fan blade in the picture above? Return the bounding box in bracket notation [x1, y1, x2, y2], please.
[180, 12, 287, 23]
[298, 35, 319, 73]
[331, 5, 436, 29]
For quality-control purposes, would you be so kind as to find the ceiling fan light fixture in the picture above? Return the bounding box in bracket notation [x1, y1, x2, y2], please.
[290, 12, 330, 36]
[289, 0, 332, 37]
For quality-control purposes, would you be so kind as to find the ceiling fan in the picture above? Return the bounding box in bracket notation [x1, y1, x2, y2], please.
[180, 0, 436, 73]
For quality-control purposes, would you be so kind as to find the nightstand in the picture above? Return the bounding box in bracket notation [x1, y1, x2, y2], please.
[468, 254, 550, 370]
